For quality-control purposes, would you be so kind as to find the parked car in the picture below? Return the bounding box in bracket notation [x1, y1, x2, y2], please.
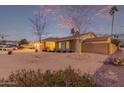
[2, 44, 18, 51]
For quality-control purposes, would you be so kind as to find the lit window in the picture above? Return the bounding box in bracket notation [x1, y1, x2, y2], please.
[66, 41, 70, 49]
[58, 42, 61, 49]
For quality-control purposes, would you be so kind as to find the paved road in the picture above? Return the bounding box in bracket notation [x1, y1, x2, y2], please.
[0, 49, 35, 55]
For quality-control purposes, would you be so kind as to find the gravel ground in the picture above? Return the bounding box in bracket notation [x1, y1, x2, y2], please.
[2, 49, 124, 87]
[93, 63, 124, 87]
[0, 50, 108, 79]
[93, 48, 124, 87]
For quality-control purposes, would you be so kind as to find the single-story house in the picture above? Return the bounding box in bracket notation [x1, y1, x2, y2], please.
[42, 32, 96, 52]
[31, 32, 118, 55]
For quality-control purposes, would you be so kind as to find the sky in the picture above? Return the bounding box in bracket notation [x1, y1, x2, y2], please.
[0, 5, 124, 41]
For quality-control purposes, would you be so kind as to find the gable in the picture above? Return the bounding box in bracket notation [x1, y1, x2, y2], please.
[79, 33, 96, 40]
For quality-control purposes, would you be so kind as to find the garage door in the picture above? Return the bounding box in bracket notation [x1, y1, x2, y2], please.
[82, 43, 109, 54]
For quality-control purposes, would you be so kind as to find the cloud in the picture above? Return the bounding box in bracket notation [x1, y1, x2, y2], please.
[39, 5, 60, 14]
[95, 5, 113, 20]
[57, 15, 65, 20]
[57, 23, 74, 29]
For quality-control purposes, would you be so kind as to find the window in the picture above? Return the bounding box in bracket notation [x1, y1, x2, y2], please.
[46, 42, 55, 50]
[58, 42, 61, 49]
[66, 41, 70, 49]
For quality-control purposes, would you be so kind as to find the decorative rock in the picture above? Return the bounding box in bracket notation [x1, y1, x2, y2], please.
[109, 57, 124, 66]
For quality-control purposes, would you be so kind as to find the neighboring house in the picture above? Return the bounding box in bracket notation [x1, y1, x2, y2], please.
[31, 32, 118, 55]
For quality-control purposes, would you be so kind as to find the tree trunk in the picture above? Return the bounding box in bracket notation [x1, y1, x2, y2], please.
[75, 38, 82, 53]
[37, 35, 42, 52]
[75, 28, 82, 53]
[111, 14, 114, 38]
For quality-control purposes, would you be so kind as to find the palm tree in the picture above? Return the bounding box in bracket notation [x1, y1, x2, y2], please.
[109, 6, 119, 38]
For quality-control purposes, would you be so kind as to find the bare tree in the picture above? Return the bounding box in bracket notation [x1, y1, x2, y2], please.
[33, 6, 112, 53]
[36, 6, 111, 35]
[30, 9, 47, 42]
[36, 5, 113, 36]
[57, 6, 96, 33]
[41, 5, 112, 53]
[53, 6, 112, 35]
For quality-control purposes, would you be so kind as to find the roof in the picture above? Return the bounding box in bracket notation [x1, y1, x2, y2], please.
[42, 32, 96, 42]
[84, 37, 111, 42]
[42, 37, 60, 41]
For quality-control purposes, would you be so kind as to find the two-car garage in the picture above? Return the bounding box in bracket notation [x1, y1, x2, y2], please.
[82, 37, 118, 55]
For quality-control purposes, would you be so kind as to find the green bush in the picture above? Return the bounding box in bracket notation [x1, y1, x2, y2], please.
[111, 39, 120, 46]
[1, 67, 95, 87]
[18, 39, 29, 46]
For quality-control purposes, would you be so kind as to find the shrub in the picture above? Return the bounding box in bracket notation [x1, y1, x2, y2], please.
[1, 67, 95, 87]
[8, 51, 12, 55]
[18, 39, 29, 46]
[111, 39, 120, 46]
[35, 49, 38, 52]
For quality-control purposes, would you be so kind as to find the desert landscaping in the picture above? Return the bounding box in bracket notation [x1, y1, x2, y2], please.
[0, 50, 108, 79]
[0, 49, 124, 86]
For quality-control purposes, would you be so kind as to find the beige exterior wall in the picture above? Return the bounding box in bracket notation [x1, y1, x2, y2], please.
[74, 33, 96, 53]
[74, 39, 82, 53]
[109, 43, 118, 54]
